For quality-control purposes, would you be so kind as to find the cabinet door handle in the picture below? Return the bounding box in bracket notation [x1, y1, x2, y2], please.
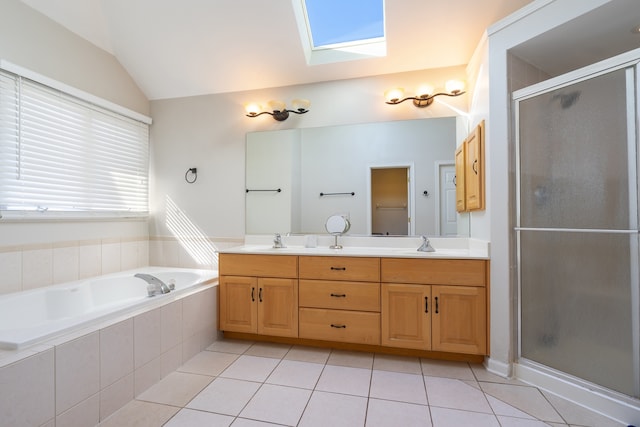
[472, 159, 478, 175]
[425, 296, 428, 313]
[330, 324, 346, 328]
[259, 287, 263, 303]
[435, 296, 439, 314]
[251, 287, 255, 302]
[330, 293, 346, 298]
[330, 267, 346, 271]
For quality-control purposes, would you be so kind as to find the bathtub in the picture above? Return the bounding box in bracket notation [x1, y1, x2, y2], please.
[0, 267, 218, 350]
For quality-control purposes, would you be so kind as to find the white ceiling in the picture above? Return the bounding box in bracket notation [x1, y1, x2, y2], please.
[20, 1, 640, 101]
[509, 0, 640, 77]
[19, 0, 535, 100]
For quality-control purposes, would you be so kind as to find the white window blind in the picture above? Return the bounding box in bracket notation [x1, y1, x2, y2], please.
[0, 69, 149, 218]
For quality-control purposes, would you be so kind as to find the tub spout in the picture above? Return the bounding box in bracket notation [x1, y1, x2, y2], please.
[134, 273, 172, 296]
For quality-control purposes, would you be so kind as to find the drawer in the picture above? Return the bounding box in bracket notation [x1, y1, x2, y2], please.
[299, 256, 380, 282]
[219, 253, 297, 278]
[299, 280, 380, 312]
[381, 258, 486, 286]
[299, 308, 380, 345]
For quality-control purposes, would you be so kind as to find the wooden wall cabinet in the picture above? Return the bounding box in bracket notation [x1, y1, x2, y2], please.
[219, 254, 298, 337]
[456, 120, 485, 212]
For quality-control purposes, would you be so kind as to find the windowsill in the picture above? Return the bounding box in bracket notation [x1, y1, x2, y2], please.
[0, 212, 149, 223]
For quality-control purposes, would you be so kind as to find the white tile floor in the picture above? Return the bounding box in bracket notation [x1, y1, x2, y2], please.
[99, 339, 626, 427]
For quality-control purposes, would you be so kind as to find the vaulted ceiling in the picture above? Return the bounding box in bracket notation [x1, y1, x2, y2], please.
[19, 0, 538, 100]
[20, 1, 640, 101]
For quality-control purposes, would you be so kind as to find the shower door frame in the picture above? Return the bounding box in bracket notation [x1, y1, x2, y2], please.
[512, 49, 640, 408]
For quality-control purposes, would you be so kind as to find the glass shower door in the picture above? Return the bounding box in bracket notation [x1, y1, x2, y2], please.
[516, 66, 639, 397]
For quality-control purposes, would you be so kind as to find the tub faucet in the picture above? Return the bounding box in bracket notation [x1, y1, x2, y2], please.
[273, 233, 286, 248]
[135, 273, 173, 296]
[417, 235, 436, 252]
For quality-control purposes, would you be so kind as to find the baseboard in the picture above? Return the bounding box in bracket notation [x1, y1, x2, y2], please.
[484, 357, 512, 378]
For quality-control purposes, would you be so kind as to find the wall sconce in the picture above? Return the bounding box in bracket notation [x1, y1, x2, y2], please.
[385, 80, 465, 108]
[245, 99, 311, 121]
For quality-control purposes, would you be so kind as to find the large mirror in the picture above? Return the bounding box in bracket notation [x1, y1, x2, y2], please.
[245, 117, 470, 237]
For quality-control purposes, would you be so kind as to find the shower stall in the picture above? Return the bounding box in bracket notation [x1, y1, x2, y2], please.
[514, 53, 640, 400]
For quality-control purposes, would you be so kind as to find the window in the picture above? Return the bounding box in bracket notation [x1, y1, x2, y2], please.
[0, 64, 150, 219]
[293, 0, 386, 65]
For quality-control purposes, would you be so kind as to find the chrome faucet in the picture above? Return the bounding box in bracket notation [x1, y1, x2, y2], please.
[135, 273, 173, 297]
[417, 235, 436, 252]
[273, 233, 286, 248]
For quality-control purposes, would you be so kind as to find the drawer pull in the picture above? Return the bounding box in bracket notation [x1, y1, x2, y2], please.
[330, 266, 347, 271]
[330, 293, 347, 298]
[435, 296, 439, 314]
[259, 287, 263, 303]
[425, 296, 428, 313]
[330, 324, 347, 328]
[251, 287, 255, 302]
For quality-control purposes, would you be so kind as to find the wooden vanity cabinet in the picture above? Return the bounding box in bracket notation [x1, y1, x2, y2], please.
[219, 251, 488, 359]
[298, 256, 381, 345]
[381, 258, 487, 355]
[219, 254, 298, 337]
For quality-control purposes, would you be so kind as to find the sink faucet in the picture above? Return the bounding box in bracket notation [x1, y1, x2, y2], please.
[273, 233, 286, 248]
[135, 273, 173, 296]
[417, 235, 436, 252]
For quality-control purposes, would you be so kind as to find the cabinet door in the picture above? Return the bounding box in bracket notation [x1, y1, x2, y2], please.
[465, 122, 484, 211]
[258, 277, 298, 337]
[455, 143, 466, 212]
[432, 285, 486, 355]
[381, 283, 431, 350]
[219, 276, 257, 334]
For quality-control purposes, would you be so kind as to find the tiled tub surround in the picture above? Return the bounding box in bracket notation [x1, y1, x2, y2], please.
[0, 274, 220, 426]
[0, 235, 243, 296]
[0, 237, 150, 296]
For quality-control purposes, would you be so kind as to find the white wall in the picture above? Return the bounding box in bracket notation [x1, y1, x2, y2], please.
[0, 0, 148, 115]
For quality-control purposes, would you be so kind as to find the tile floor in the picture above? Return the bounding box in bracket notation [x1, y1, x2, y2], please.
[98, 339, 626, 427]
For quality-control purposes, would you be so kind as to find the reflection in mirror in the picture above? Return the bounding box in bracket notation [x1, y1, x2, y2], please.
[245, 117, 470, 237]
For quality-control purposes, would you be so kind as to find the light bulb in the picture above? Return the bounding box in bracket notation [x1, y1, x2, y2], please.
[291, 99, 310, 111]
[445, 80, 465, 94]
[244, 102, 261, 116]
[416, 84, 434, 97]
[268, 100, 286, 112]
[384, 88, 404, 103]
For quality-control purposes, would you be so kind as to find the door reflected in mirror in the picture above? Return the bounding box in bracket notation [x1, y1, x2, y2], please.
[245, 117, 470, 237]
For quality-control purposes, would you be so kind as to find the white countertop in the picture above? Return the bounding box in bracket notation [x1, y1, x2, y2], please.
[219, 235, 490, 260]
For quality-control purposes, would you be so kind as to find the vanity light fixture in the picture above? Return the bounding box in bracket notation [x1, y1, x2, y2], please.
[385, 80, 465, 108]
[245, 99, 311, 121]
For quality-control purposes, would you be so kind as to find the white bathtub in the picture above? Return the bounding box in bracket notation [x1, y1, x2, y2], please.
[0, 267, 218, 350]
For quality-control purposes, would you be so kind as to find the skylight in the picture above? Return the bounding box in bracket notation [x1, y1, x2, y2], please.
[292, 0, 386, 65]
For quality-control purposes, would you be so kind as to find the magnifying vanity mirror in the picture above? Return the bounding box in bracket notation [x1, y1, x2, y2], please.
[325, 214, 351, 249]
[245, 117, 470, 237]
